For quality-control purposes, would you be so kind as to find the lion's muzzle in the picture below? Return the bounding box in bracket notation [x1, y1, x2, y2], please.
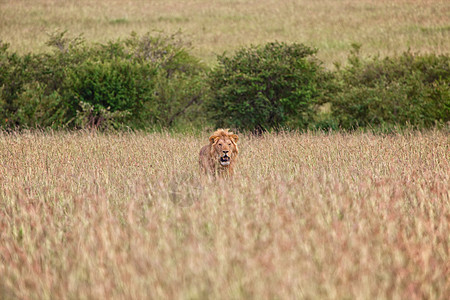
[219, 154, 231, 166]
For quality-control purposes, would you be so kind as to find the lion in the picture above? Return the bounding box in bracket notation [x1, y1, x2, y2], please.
[199, 129, 239, 177]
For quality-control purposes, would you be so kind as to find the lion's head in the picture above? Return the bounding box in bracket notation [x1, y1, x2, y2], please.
[209, 129, 239, 167]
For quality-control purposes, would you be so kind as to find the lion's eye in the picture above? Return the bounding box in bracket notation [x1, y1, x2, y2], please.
[219, 143, 222, 146]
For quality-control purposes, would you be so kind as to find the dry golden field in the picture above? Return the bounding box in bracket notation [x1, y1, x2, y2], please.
[0, 130, 449, 299]
[1, 0, 449, 64]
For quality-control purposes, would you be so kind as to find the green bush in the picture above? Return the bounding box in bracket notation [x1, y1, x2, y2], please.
[0, 43, 35, 127]
[120, 32, 209, 128]
[64, 59, 156, 128]
[1, 35, 448, 131]
[0, 31, 207, 129]
[330, 46, 450, 129]
[10, 82, 67, 128]
[208, 42, 331, 132]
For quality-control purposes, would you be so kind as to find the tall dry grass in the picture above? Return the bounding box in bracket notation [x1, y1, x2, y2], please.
[1, 0, 449, 64]
[0, 130, 449, 299]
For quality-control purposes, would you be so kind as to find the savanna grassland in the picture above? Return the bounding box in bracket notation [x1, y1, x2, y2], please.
[1, 0, 449, 299]
[0, 130, 449, 299]
[1, 0, 449, 65]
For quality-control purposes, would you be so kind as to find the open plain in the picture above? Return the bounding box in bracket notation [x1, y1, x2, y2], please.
[0, 0, 449, 65]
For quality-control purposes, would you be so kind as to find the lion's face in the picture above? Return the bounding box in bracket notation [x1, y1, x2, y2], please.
[212, 137, 237, 166]
[209, 131, 239, 167]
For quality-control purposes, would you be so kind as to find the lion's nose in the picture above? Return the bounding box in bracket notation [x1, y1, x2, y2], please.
[223, 150, 229, 154]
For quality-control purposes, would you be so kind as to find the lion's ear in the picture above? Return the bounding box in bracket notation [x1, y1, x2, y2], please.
[209, 135, 218, 144]
[230, 134, 239, 143]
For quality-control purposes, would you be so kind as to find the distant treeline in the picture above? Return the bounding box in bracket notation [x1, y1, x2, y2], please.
[1, 32, 448, 132]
